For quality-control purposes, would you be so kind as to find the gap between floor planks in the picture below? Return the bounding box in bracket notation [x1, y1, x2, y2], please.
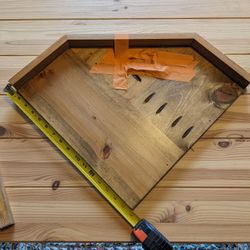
[1, 138, 250, 188]
[0, 0, 250, 19]
[1, 19, 250, 55]
[1, 187, 250, 241]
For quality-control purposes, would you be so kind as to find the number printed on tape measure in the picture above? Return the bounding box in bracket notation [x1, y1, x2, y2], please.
[6, 87, 141, 227]
[88, 169, 95, 177]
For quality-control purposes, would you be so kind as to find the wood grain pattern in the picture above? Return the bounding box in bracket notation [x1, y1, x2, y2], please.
[14, 43, 244, 208]
[0, 187, 249, 241]
[2, 95, 250, 139]
[0, 222, 130, 242]
[0, 56, 35, 85]
[1, 19, 250, 55]
[204, 95, 250, 138]
[1, 222, 250, 242]
[1, 0, 250, 242]
[72, 47, 241, 146]
[0, 96, 40, 138]
[228, 55, 250, 73]
[19, 49, 184, 208]
[0, 0, 250, 19]
[0, 179, 14, 229]
[1, 137, 250, 188]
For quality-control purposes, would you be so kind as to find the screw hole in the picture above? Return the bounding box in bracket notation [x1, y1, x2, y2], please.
[156, 102, 167, 114]
[132, 74, 141, 82]
[144, 92, 155, 103]
[182, 126, 194, 138]
[171, 116, 182, 127]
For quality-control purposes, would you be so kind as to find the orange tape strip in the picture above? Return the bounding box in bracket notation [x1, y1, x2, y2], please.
[113, 34, 129, 90]
[90, 46, 198, 88]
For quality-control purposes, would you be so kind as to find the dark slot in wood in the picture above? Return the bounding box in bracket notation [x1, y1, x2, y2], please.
[132, 75, 142, 82]
[171, 116, 182, 127]
[143, 93, 155, 103]
[156, 103, 167, 114]
[182, 126, 194, 138]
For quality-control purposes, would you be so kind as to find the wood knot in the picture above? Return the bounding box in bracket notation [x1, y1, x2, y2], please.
[218, 140, 231, 148]
[211, 85, 238, 106]
[185, 205, 191, 212]
[102, 144, 112, 159]
[0, 126, 6, 136]
[52, 180, 60, 190]
[164, 214, 176, 223]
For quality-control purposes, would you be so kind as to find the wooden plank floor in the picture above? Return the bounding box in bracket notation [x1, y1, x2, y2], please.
[0, 0, 250, 242]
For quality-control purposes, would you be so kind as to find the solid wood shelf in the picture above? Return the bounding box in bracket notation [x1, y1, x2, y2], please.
[8, 34, 249, 208]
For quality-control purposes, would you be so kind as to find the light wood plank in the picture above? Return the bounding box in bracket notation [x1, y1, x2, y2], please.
[0, 19, 250, 55]
[1, 138, 250, 188]
[0, 187, 250, 241]
[1, 0, 250, 19]
[228, 55, 250, 73]
[0, 96, 40, 138]
[160, 137, 250, 187]
[1, 95, 250, 139]
[0, 179, 14, 229]
[156, 224, 250, 242]
[0, 56, 35, 84]
[0, 56, 35, 95]
[1, 222, 250, 242]
[204, 95, 250, 138]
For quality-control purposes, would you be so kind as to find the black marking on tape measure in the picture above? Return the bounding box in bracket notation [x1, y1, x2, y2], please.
[5, 86, 141, 228]
[89, 169, 95, 177]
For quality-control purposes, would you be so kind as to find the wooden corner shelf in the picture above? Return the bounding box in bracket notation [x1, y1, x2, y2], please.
[8, 34, 250, 208]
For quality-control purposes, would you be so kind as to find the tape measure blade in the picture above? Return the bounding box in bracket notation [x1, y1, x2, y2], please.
[4, 84, 140, 227]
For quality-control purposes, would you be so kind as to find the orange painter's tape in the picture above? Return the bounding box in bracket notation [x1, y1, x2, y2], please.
[113, 34, 129, 90]
[90, 40, 199, 87]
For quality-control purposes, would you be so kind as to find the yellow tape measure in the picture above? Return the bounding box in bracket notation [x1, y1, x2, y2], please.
[4, 84, 140, 227]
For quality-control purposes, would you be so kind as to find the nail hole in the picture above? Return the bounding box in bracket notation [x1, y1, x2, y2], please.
[132, 74, 141, 82]
[182, 126, 194, 138]
[171, 116, 182, 127]
[144, 92, 155, 103]
[156, 103, 167, 114]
